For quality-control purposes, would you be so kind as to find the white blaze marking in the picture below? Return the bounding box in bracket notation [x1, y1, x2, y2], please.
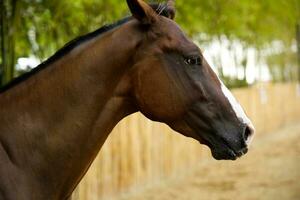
[220, 83, 251, 125]
[221, 80, 256, 141]
[220, 82, 255, 145]
[210, 68, 255, 143]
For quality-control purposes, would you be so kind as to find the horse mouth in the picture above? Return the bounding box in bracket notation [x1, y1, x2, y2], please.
[183, 111, 248, 160]
[195, 132, 247, 160]
[209, 140, 248, 160]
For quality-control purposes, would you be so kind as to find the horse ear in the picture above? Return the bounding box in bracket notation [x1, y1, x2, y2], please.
[149, 3, 176, 20]
[126, 0, 158, 24]
[166, 0, 176, 19]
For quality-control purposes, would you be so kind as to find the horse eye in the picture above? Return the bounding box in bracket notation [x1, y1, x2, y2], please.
[184, 56, 201, 66]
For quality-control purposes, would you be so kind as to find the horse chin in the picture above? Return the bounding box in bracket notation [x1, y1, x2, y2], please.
[195, 135, 240, 160]
[210, 148, 238, 160]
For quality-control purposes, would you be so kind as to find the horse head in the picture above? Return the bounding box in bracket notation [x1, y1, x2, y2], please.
[126, 0, 255, 160]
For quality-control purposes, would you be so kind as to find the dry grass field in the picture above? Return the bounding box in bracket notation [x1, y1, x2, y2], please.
[118, 122, 300, 200]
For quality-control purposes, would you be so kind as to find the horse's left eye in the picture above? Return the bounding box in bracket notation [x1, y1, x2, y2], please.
[184, 56, 201, 66]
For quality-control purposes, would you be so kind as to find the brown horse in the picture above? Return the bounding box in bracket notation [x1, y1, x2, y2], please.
[0, 0, 254, 199]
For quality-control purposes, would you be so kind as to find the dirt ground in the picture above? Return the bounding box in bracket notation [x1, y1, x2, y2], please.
[119, 122, 300, 200]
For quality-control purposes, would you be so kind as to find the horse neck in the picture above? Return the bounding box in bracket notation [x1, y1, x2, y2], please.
[0, 20, 139, 199]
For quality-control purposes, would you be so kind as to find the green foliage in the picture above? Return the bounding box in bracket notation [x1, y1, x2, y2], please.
[176, 0, 298, 47]
[0, 0, 299, 87]
[221, 76, 249, 89]
[16, 0, 128, 60]
[266, 49, 298, 82]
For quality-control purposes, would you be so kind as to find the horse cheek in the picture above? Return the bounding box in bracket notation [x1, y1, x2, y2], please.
[133, 62, 184, 122]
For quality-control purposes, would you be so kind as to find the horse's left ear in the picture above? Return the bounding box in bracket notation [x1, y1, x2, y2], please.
[126, 0, 158, 25]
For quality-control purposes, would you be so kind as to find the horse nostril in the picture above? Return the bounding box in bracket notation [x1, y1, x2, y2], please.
[243, 124, 255, 146]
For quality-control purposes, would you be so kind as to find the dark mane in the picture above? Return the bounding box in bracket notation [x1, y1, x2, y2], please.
[0, 3, 172, 94]
[0, 17, 131, 94]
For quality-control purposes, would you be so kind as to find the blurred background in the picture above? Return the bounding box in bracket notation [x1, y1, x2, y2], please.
[1, 0, 300, 199]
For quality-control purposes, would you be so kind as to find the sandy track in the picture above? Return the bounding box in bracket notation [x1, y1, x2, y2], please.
[119, 122, 300, 200]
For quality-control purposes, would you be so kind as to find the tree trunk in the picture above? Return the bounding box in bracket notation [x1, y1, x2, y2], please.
[0, 0, 19, 86]
[0, 0, 6, 86]
[217, 36, 224, 79]
[296, 23, 300, 83]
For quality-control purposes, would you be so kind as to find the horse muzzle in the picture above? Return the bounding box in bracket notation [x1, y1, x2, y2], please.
[201, 123, 255, 160]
